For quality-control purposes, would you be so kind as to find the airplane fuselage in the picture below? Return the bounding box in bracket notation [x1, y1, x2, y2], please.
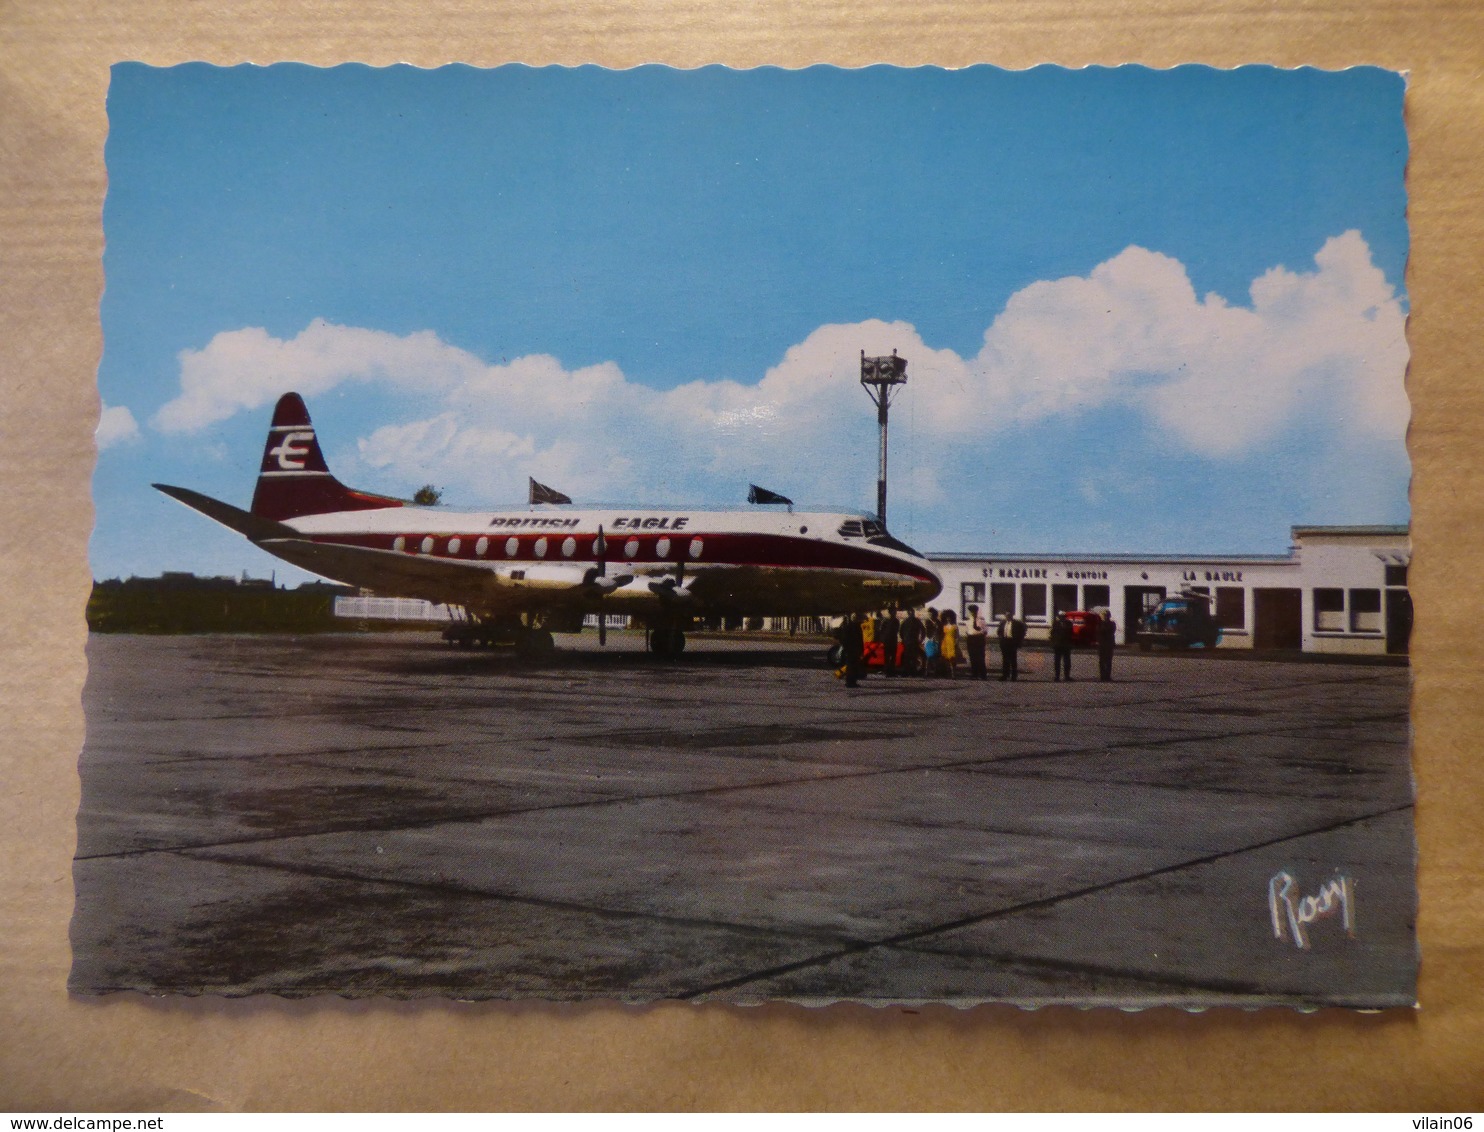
[279, 504, 941, 619]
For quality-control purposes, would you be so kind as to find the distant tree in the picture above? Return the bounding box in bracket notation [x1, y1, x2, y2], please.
[412, 484, 442, 506]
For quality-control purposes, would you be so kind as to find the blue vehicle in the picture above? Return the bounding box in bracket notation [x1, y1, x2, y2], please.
[1135, 591, 1223, 650]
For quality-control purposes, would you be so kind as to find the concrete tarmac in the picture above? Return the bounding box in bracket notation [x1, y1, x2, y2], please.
[71, 632, 1416, 1006]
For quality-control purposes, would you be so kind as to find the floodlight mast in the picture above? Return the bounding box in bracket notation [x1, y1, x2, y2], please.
[859, 349, 908, 527]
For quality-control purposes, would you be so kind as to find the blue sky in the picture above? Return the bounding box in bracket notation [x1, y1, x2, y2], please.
[95, 63, 1409, 582]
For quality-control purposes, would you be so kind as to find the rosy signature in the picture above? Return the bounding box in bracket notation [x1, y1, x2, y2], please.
[1269, 871, 1356, 950]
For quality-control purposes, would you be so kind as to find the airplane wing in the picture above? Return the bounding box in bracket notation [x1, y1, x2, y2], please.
[257, 538, 504, 606]
[257, 538, 633, 613]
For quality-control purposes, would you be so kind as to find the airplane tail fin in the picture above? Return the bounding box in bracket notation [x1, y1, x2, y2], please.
[249, 392, 406, 521]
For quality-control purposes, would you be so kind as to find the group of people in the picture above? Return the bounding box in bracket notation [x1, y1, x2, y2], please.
[834, 605, 1118, 689]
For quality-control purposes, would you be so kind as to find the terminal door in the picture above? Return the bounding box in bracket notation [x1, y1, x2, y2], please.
[1386, 589, 1413, 655]
[1253, 588, 1302, 649]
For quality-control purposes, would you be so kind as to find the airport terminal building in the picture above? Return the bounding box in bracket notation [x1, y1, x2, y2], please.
[929, 525, 1411, 656]
[326, 523, 1412, 657]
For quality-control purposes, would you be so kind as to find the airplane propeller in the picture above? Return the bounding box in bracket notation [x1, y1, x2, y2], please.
[648, 547, 695, 604]
[583, 524, 632, 645]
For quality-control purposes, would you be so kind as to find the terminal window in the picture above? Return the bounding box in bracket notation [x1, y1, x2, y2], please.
[1314, 588, 1345, 631]
[1385, 564, 1408, 587]
[1021, 583, 1047, 620]
[1215, 587, 1245, 630]
[961, 582, 985, 620]
[1053, 584, 1077, 617]
[1083, 584, 1110, 611]
[991, 583, 1015, 619]
[1350, 588, 1382, 633]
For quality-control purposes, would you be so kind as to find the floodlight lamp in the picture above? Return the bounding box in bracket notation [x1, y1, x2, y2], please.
[860, 349, 909, 391]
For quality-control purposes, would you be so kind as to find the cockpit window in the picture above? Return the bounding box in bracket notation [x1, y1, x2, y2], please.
[837, 518, 922, 558]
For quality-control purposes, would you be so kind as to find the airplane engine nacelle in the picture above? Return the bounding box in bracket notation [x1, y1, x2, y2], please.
[648, 578, 697, 604]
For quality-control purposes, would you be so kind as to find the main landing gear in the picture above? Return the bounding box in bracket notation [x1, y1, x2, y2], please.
[442, 613, 555, 662]
[515, 625, 556, 659]
[646, 624, 687, 658]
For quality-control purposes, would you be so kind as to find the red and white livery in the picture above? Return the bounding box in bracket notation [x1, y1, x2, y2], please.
[156, 392, 942, 656]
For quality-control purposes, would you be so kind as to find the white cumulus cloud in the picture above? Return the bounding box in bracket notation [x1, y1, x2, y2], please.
[154, 232, 1408, 525]
[961, 230, 1407, 456]
[95, 403, 140, 450]
[152, 318, 489, 433]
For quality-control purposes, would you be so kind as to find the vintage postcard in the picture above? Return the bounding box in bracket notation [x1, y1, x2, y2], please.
[75, 63, 1414, 1007]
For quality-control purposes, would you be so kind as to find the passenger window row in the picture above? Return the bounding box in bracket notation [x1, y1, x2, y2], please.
[389, 534, 706, 561]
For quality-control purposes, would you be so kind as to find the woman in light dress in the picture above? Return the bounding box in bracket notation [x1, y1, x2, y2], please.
[940, 609, 959, 678]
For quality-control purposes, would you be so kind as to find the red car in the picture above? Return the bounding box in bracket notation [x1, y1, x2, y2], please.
[1063, 610, 1103, 647]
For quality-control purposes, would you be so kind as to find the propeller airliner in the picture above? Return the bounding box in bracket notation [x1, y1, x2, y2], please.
[156, 393, 942, 659]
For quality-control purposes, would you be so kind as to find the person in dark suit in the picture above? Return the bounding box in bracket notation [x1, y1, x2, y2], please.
[875, 607, 899, 677]
[997, 612, 1025, 681]
[836, 613, 866, 688]
[899, 607, 924, 676]
[1097, 612, 1118, 682]
[1051, 612, 1074, 682]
